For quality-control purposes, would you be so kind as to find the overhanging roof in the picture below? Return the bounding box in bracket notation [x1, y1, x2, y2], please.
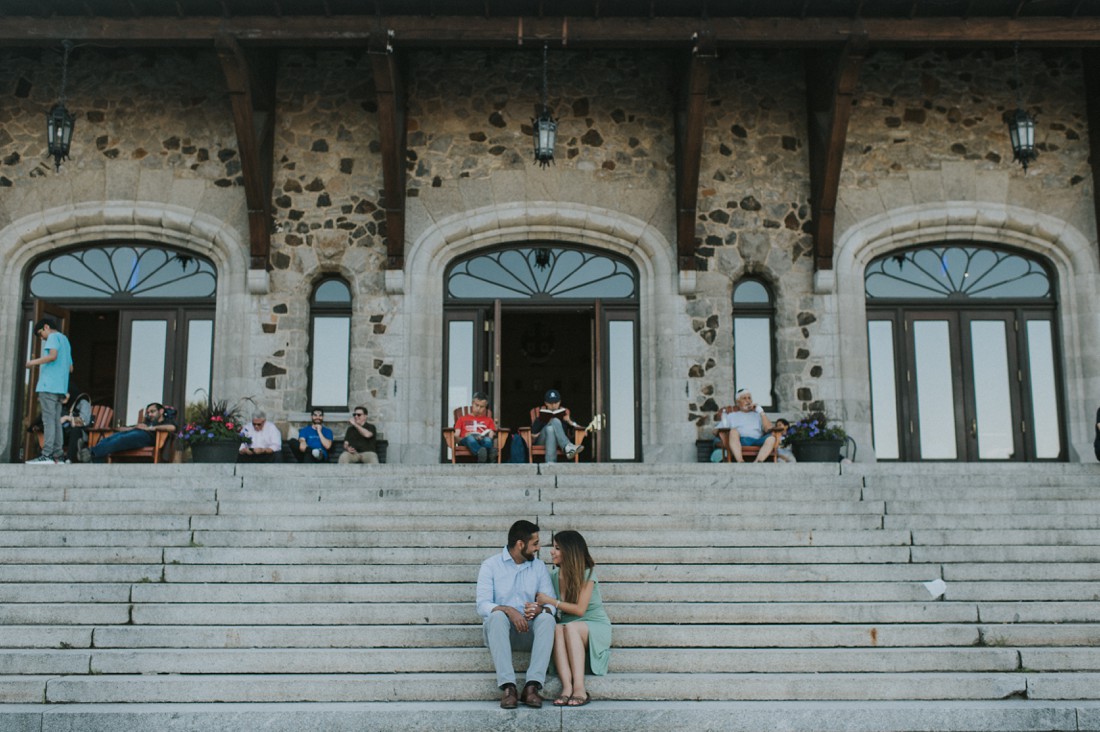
[2, 0, 1100, 46]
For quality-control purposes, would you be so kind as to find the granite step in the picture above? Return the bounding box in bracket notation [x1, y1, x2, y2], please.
[65, 647, 1023, 675]
[15, 671, 1049, 704]
[159, 561, 943, 584]
[126, 601, 979, 626]
[2, 700, 1097, 732]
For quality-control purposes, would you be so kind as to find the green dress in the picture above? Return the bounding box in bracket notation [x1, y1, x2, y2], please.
[551, 567, 612, 676]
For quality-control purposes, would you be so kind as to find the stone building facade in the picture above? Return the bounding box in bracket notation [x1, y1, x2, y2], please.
[1, 42, 1096, 463]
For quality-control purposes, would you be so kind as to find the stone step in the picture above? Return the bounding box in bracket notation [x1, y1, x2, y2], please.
[51, 647, 1022, 675]
[161, 546, 913, 565]
[18, 671, 1046, 703]
[887, 500, 1100, 515]
[215, 498, 888, 516]
[124, 581, 936, 604]
[944, 582, 1100, 602]
[943, 563, 1100, 581]
[0, 487, 218, 502]
[0, 564, 164, 583]
[86, 623, 987, 649]
[0, 516, 191, 531]
[912, 530, 1100, 546]
[0, 501, 216, 516]
[0, 531, 192, 548]
[0, 627, 93, 649]
[0, 584, 131, 603]
[0, 548, 163, 564]
[7, 622, 1088, 653]
[0, 604, 130, 625]
[221, 484, 866, 503]
[978, 602, 1100, 623]
[190, 513, 885, 532]
[0, 700, 1095, 732]
[184, 529, 913, 549]
[160, 562, 943, 584]
[127, 601, 978, 626]
[912, 546, 1100, 562]
[887, 515, 1100, 530]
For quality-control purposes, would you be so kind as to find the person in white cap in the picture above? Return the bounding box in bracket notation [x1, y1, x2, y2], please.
[714, 388, 778, 462]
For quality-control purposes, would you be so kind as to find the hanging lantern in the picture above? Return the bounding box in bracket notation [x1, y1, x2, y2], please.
[532, 43, 556, 168]
[45, 40, 76, 172]
[1006, 44, 1038, 173]
[46, 103, 76, 171]
[1007, 108, 1037, 172]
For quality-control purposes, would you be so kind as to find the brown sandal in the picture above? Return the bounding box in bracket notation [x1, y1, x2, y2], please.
[566, 693, 591, 706]
[553, 694, 572, 706]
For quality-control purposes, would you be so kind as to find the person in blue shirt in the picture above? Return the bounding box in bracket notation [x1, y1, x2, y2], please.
[476, 519, 557, 709]
[292, 409, 334, 462]
[24, 318, 73, 464]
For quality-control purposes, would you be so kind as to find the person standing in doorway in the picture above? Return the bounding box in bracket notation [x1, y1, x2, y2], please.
[25, 318, 73, 464]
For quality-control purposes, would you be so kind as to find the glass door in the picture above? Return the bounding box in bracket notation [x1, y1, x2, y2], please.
[869, 308, 1063, 461]
[117, 312, 176, 424]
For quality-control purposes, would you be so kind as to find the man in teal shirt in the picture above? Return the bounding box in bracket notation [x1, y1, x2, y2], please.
[25, 317, 73, 464]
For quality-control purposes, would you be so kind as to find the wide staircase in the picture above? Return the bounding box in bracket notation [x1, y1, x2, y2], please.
[1, 462, 1099, 731]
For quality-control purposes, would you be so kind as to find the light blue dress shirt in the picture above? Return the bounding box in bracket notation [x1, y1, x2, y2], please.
[476, 546, 556, 619]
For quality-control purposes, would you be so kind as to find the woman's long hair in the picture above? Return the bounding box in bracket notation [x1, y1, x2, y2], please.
[555, 530, 596, 605]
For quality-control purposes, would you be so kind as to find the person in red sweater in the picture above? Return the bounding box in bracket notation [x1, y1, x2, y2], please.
[455, 392, 498, 463]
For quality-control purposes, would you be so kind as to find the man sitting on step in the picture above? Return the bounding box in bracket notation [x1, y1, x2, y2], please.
[476, 519, 557, 709]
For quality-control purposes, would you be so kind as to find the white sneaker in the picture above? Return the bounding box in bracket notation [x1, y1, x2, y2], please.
[25, 455, 56, 464]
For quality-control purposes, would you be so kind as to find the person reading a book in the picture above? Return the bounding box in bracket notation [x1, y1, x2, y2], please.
[714, 388, 778, 463]
[532, 389, 584, 463]
[455, 392, 498, 463]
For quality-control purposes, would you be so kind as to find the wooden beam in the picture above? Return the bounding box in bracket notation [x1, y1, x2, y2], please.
[675, 32, 714, 273]
[369, 29, 407, 270]
[3, 16, 1100, 47]
[804, 35, 867, 271]
[1084, 48, 1100, 261]
[215, 35, 276, 270]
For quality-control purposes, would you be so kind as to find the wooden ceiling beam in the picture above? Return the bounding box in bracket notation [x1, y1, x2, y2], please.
[675, 32, 715, 273]
[1083, 48, 1100, 261]
[369, 29, 408, 271]
[804, 35, 867, 272]
[215, 35, 276, 270]
[3, 16, 1100, 46]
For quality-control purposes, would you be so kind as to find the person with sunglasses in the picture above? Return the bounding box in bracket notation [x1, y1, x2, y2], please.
[338, 406, 379, 464]
[238, 410, 283, 463]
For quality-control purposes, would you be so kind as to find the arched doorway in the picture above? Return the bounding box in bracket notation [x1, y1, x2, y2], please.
[864, 242, 1064, 461]
[15, 243, 216, 460]
[443, 244, 640, 461]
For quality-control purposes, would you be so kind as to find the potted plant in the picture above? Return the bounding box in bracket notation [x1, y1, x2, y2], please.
[784, 411, 848, 463]
[177, 396, 249, 463]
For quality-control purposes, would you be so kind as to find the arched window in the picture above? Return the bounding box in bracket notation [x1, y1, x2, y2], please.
[864, 243, 1062, 462]
[732, 278, 776, 411]
[309, 277, 351, 410]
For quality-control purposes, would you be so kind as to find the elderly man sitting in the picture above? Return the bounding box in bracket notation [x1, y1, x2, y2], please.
[714, 388, 778, 463]
[239, 410, 283, 463]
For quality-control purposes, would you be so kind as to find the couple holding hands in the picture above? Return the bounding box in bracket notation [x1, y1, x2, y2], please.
[476, 520, 611, 708]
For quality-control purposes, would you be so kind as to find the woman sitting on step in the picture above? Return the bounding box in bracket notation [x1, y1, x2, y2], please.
[535, 530, 612, 707]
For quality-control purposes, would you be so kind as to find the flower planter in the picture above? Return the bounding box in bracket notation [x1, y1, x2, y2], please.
[791, 439, 844, 463]
[189, 439, 241, 464]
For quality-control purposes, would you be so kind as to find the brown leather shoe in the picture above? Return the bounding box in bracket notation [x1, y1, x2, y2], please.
[520, 682, 544, 708]
[500, 684, 518, 709]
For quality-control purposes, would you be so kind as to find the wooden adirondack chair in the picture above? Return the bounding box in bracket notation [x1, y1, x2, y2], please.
[105, 409, 174, 464]
[442, 405, 510, 463]
[714, 406, 778, 463]
[516, 406, 584, 464]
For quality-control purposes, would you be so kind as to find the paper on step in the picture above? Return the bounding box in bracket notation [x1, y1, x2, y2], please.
[923, 578, 946, 599]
